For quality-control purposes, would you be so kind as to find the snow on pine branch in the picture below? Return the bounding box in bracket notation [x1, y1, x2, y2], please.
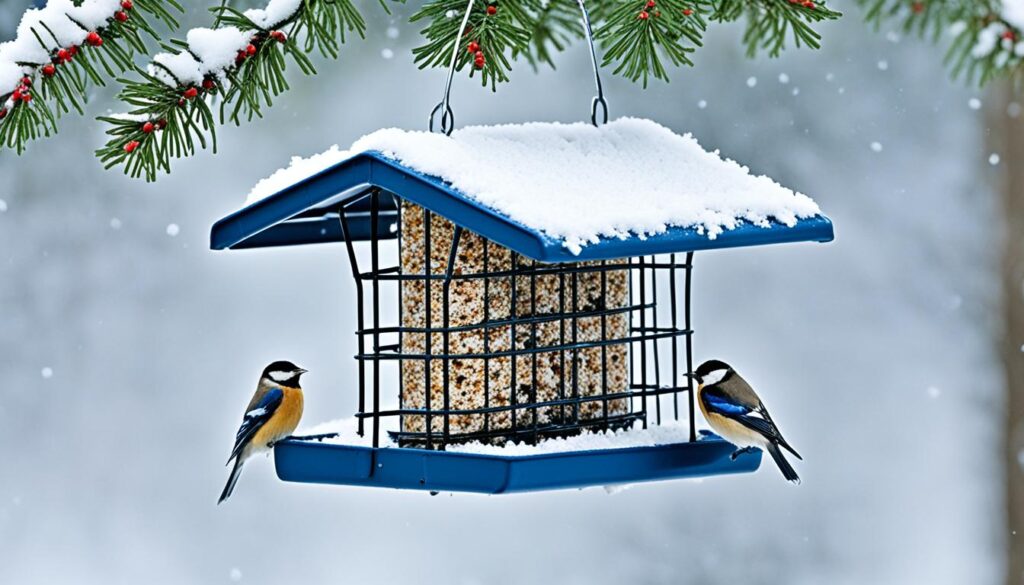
[99, 0, 373, 181]
[247, 118, 822, 254]
[0, 0, 181, 153]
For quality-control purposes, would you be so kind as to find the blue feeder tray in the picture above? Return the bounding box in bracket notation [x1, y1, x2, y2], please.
[211, 152, 834, 262]
[274, 432, 761, 494]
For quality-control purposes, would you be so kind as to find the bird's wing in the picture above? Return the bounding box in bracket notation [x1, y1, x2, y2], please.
[227, 388, 284, 464]
[702, 386, 781, 438]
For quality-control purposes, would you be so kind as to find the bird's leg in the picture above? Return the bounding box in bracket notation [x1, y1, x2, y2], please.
[730, 446, 756, 461]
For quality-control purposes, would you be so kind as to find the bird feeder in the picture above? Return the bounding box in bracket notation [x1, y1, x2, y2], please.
[210, 118, 834, 494]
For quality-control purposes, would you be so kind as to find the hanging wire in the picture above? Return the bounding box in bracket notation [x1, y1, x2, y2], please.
[575, 0, 608, 126]
[429, 0, 477, 135]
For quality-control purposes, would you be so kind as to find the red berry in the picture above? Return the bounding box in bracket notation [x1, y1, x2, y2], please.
[270, 31, 287, 43]
[475, 50, 484, 59]
[57, 48, 70, 62]
[21, 76, 32, 87]
[911, 2, 923, 13]
[11, 89, 22, 102]
[474, 59, 485, 69]
[0, 108, 6, 120]
[42, 64, 56, 77]
[246, 44, 257, 56]
[202, 78, 216, 90]
[654, 10, 661, 17]
[68, 45, 78, 57]
[646, 0, 655, 7]
[802, 0, 815, 8]
[177, 98, 185, 107]
[86, 32, 103, 47]
[121, 0, 133, 10]
[142, 121, 155, 134]
[235, 51, 247, 65]
[683, 8, 693, 16]
[486, 5, 497, 15]
[157, 118, 167, 129]
[467, 41, 480, 53]
[124, 140, 140, 153]
[21, 92, 31, 103]
[182, 87, 198, 100]
[1005, 31, 1017, 41]
[638, 10, 649, 19]
[115, 11, 128, 22]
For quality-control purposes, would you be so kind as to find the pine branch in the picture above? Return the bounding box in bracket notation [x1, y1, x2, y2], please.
[857, 1, 1024, 88]
[0, 0, 182, 154]
[99, 0, 389, 181]
[411, 0, 534, 90]
[411, 0, 841, 90]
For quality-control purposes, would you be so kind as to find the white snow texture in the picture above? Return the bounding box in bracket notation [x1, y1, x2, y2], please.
[0, 0, 123, 98]
[247, 118, 822, 254]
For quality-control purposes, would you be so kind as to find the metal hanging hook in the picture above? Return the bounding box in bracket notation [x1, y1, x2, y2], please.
[575, 0, 608, 126]
[429, 0, 477, 136]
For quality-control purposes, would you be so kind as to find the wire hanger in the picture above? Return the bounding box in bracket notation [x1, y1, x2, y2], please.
[429, 0, 610, 136]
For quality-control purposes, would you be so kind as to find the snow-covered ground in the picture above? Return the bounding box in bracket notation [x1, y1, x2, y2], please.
[0, 4, 1004, 585]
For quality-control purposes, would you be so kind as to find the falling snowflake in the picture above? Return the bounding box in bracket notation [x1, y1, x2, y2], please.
[927, 386, 941, 398]
[877, 60, 889, 71]
[778, 73, 790, 84]
[386, 26, 400, 39]
[41, 367, 53, 379]
[746, 76, 757, 88]
[1009, 102, 1022, 118]
[870, 142, 883, 153]
[990, 153, 1002, 166]
[110, 218, 122, 230]
[381, 48, 394, 60]
[230, 568, 242, 582]
[0, 199, 6, 212]
[166, 223, 180, 237]
[969, 97, 982, 110]
[697, 99, 707, 109]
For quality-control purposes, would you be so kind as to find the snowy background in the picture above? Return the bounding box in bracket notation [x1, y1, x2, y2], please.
[0, 2, 1006, 584]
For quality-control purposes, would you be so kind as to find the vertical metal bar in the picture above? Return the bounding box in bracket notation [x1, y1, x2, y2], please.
[600, 261, 609, 428]
[529, 262, 539, 443]
[369, 191, 382, 448]
[338, 206, 366, 437]
[570, 269, 580, 424]
[638, 255, 648, 429]
[423, 207, 434, 449]
[482, 239, 491, 438]
[685, 251, 695, 442]
[558, 269, 567, 425]
[510, 254, 519, 434]
[650, 255, 662, 426]
[441, 227, 464, 446]
[396, 195, 406, 434]
[669, 253, 680, 421]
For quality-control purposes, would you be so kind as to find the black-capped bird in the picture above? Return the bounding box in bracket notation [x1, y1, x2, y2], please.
[219, 361, 307, 504]
[694, 359, 802, 483]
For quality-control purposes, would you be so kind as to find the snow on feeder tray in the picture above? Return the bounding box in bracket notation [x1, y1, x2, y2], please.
[211, 118, 834, 494]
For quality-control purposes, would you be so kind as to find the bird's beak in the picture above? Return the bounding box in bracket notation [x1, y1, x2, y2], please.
[296, 368, 308, 374]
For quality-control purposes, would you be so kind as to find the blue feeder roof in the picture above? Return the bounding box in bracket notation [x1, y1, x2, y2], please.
[211, 151, 834, 263]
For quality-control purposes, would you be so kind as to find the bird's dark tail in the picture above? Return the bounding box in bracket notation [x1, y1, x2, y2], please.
[218, 458, 245, 504]
[766, 442, 800, 484]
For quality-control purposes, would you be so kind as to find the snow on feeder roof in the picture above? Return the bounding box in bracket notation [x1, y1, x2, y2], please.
[213, 118, 833, 261]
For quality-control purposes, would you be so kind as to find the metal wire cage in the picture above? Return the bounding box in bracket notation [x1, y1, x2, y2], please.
[341, 188, 697, 450]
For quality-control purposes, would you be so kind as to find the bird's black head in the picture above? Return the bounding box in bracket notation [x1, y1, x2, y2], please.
[694, 359, 732, 385]
[261, 360, 308, 387]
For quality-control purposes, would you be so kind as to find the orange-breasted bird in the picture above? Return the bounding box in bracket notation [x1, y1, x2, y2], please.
[694, 359, 802, 483]
[218, 361, 307, 504]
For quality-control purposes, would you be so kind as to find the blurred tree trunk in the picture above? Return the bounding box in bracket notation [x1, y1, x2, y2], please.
[994, 83, 1024, 585]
